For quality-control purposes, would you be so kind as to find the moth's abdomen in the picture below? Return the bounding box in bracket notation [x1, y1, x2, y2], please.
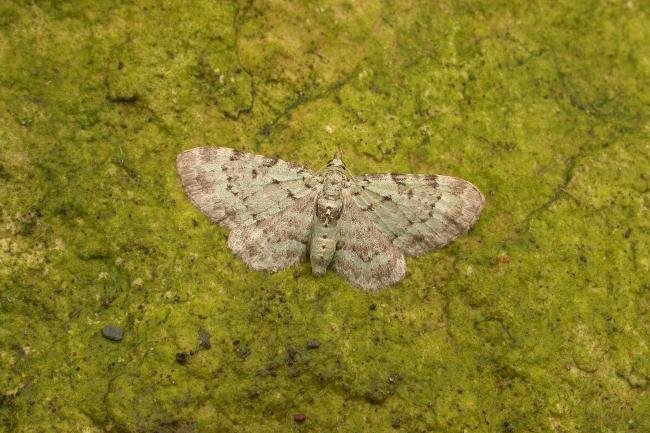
[310, 195, 342, 275]
[310, 223, 337, 275]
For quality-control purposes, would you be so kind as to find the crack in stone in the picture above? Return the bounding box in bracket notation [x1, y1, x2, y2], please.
[231, 0, 255, 120]
[550, 52, 617, 118]
[519, 153, 579, 233]
[254, 67, 360, 149]
[515, 138, 614, 238]
[440, 291, 455, 342]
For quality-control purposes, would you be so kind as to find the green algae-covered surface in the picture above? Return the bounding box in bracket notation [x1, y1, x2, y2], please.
[1, 1, 649, 432]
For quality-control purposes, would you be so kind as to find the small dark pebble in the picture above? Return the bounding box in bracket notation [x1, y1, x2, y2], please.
[364, 386, 391, 405]
[388, 373, 402, 384]
[176, 352, 189, 365]
[391, 418, 401, 429]
[293, 413, 306, 423]
[265, 361, 280, 376]
[258, 368, 277, 378]
[198, 328, 211, 350]
[236, 345, 252, 359]
[258, 361, 280, 377]
[286, 347, 299, 365]
[101, 326, 124, 342]
[306, 340, 321, 349]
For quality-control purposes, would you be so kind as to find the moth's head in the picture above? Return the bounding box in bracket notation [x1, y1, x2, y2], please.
[326, 157, 346, 171]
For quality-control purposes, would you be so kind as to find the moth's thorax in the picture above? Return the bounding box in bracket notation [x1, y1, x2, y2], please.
[310, 164, 346, 275]
[322, 166, 346, 200]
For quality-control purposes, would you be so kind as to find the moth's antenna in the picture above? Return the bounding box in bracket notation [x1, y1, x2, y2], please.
[346, 166, 359, 185]
[316, 146, 344, 175]
[314, 161, 328, 174]
[336, 147, 358, 182]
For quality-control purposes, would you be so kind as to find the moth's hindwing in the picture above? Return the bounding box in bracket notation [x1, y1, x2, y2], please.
[228, 191, 318, 272]
[333, 191, 406, 290]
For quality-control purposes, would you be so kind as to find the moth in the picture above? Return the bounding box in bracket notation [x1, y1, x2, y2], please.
[176, 147, 484, 290]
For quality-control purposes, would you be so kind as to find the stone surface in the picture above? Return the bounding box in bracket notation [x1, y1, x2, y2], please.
[0, 1, 648, 432]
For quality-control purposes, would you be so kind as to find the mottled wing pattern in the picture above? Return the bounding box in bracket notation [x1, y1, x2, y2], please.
[177, 147, 321, 229]
[333, 191, 406, 290]
[228, 192, 317, 272]
[350, 174, 484, 256]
